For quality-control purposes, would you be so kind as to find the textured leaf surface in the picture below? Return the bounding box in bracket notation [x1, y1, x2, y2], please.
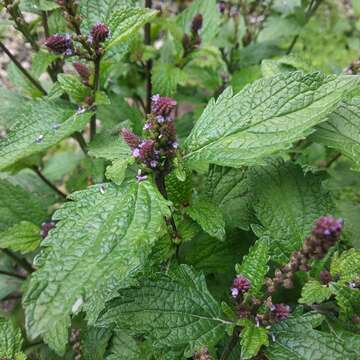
[0, 273, 23, 300]
[0, 221, 41, 253]
[0, 98, 92, 170]
[299, 280, 332, 304]
[330, 283, 360, 320]
[184, 72, 360, 167]
[0, 179, 48, 232]
[106, 7, 158, 50]
[24, 180, 170, 355]
[80, 0, 135, 30]
[185, 199, 226, 240]
[153, 63, 187, 96]
[250, 160, 334, 263]
[235, 241, 269, 296]
[80, 327, 112, 360]
[330, 249, 360, 283]
[98, 265, 232, 356]
[240, 320, 269, 360]
[205, 166, 254, 230]
[57, 74, 91, 103]
[266, 313, 359, 359]
[0, 317, 24, 358]
[312, 98, 360, 171]
[88, 131, 130, 161]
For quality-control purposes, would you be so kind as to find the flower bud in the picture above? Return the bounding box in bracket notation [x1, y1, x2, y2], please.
[231, 275, 251, 298]
[319, 270, 332, 284]
[121, 128, 140, 149]
[191, 13, 203, 34]
[45, 34, 73, 55]
[40, 221, 56, 239]
[271, 303, 290, 320]
[151, 94, 177, 117]
[90, 22, 109, 44]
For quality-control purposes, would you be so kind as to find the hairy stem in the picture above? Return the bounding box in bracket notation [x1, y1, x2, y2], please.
[0, 41, 47, 95]
[220, 326, 241, 360]
[0, 269, 27, 280]
[1, 249, 34, 274]
[32, 166, 67, 199]
[90, 55, 101, 140]
[145, 0, 153, 114]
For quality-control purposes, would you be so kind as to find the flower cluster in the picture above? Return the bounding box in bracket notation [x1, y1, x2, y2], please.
[266, 216, 344, 292]
[122, 95, 178, 178]
[230, 275, 251, 298]
[270, 303, 290, 321]
[182, 13, 203, 56]
[45, 34, 73, 55]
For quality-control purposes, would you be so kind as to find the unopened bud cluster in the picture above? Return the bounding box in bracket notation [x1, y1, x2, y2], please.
[122, 95, 178, 177]
[267, 216, 343, 292]
[182, 13, 203, 56]
[69, 328, 82, 360]
[194, 348, 213, 360]
[230, 275, 251, 299]
[40, 221, 56, 239]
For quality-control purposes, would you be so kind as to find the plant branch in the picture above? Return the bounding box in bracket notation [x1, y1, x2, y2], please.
[1, 249, 34, 274]
[90, 55, 101, 140]
[286, 0, 323, 54]
[145, 0, 153, 114]
[73, 132, 89, 154]
[0, 41, 47, 95]
[32, 166, 67, 199]
[220, 326, 241, 360]
[0, 269, 27, 280]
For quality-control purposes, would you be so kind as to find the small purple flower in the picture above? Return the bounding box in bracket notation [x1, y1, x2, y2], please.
[231, 275, 251, 298]
[143, 122, 152, 130]
[313, 216, 344, 240]
[156, 115, 165, 124]
[132, 148, 140, 157]
[231, 288, 239, 298]
[150, 160, 158, 168]
[136, 171, 147, 182]
[172, 141, 178, 149]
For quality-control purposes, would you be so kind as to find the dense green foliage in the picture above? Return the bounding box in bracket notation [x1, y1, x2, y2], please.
[0, 0, 360, 359]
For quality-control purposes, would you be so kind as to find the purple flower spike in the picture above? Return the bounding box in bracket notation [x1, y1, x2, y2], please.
[313, 216, 344, 240]
[90, 22, 109, 44]
[151, 95, 177, 117]
[271, 304, 290, 320]
[231, 275, 251, 298]
[121, 128, 141, 149]
[44, 34, 73, 54]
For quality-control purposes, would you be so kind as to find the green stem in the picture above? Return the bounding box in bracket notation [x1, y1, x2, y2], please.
[1, 249, 34, 274]
[145, 0, 153, 114]
[0, 269, 27, 280]
[220, 326, 241, 360]
[32, 166, 67, 199]
[0, 41, 47, 95]
[90, 55, 101, 141]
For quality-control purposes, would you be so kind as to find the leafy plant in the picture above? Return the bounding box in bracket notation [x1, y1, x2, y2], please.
[0, 0, 360, 359]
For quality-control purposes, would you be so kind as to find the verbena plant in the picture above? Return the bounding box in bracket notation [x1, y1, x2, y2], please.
[0, 0, 360, 359]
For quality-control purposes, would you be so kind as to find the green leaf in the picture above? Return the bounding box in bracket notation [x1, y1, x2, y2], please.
[0, 317, 24, 358]
[0, 97, 93, 171]
[230, 66, 262, 92]
[235, 241, 269, 296]
[80, 0, 136, 31]
[240, 320, 269, 360]
[0, 179, 48, 232]
[153, 63, 187, 96]
[105, 158, 129, 185]
[0, 273, 23, 301]
[250, 160, 334, 263]
[106, 7, 158, 50]
[176, 0, 220, 43]
[57, 74, 91, 103]
[299, 280, 333, 304]
[185, 199, 226, 240]
[24, 180, 170, 355]
[205, 166, 254, 230]
[88, 131, 130, 161]
[330, 283, 360, 320]
[98, 265, 232, 357]
[165, 168, 192, 207]
[330, 249, 360, 283]
[32, 51, 58, 78]
[80, 327, 112, 360]
[184, 72, 360, 167]
[95, 90, 111, 105]
[265, 312, 359, 360]
[312, 98, 360, 171]
[0, 221, 41, 254]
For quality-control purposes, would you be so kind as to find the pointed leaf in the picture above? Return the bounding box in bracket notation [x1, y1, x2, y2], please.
[0, 317, 24, 358]
[98, 265, 232, 356]
[235, 241, 269, 296]
[240, 320, 269, 360]
[330, 249, 360, 283]
[57, 74, 91, 103]
[185, 199, 226, 240]
[24, 180, 170, 355]
[184, 72, 360, 167]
